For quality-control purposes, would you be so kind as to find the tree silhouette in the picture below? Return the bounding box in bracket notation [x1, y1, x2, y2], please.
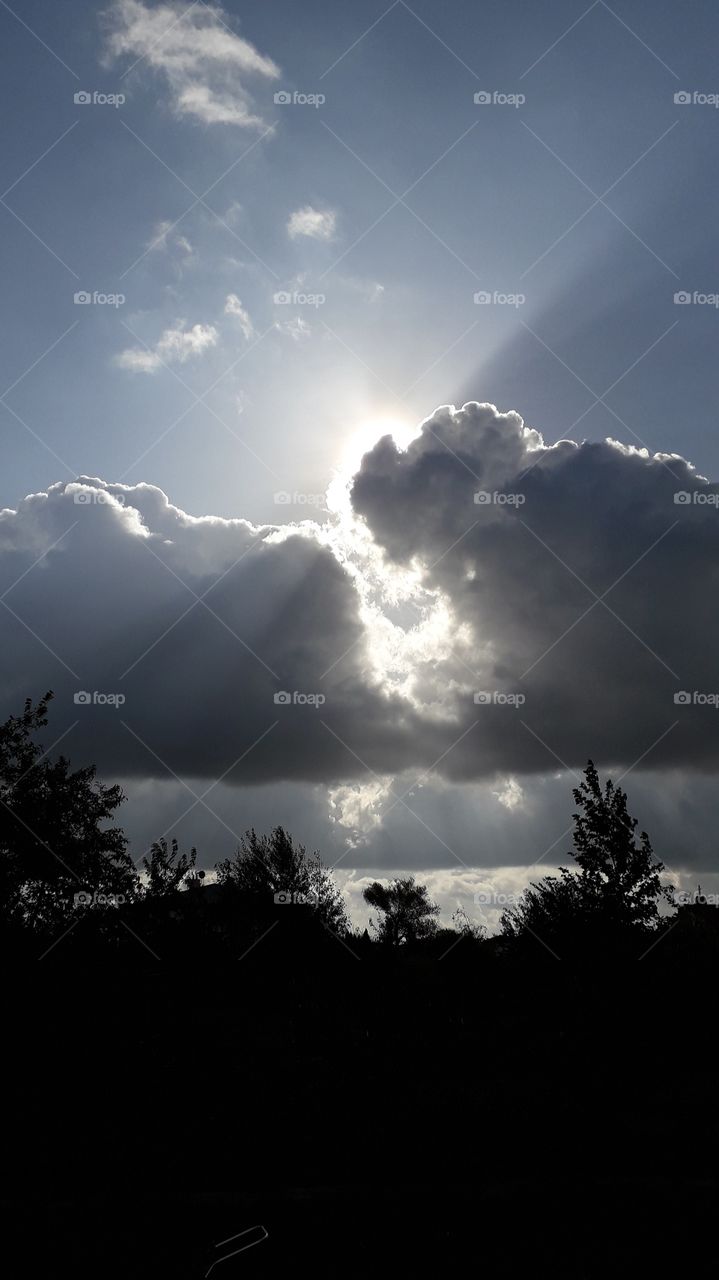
[501, 760, 671, 947]
[569, 759, 671, 927]
[363, 875, 440, 945]
[451, 905, 486, 940]
[0, 692, 137, 933]
[216, 826, 349, 934]
[142, 837, 197, 897]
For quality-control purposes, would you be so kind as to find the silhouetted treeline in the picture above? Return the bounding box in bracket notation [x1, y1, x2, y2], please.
[2, 693, 711, 965]
[2, 695, 719, 1277]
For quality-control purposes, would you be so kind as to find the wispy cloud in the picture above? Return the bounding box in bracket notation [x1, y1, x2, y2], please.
[287, 206, 337, 241]
[275, 316, 311, 341]
[116, 321, 218, 372]
[147, 218, 193, 257]
[106, 0, 280, 128]
[224, 293, 255, 340]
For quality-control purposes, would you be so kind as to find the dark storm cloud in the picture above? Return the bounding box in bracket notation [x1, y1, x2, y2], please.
[1, 400, 719, 789]
[351, 402, 719, 778]
[0, 478, 440, 784]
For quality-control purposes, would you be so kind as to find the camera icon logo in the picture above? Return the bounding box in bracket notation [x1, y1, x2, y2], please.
[474, 290, 492, 304]
[673, 491, 692, 504]
[274, 890, 292, 903]
[674, 291, 692, 304]
[474, 691, 492, 704]
[74, 691, 92, 704]
[274, 91, 292, 105]
[74, 91, 92, 105]
[674, 690, 692, 705]
[274, 690, 292, 705]
[273, 291, 292, 304]
[674, 91, 692, 105]
[74, 291, 92, 305]
[73, 491, 93, 504]
[474, 91, 492, 105]
[74, 890, 94, 905]
[273, 492, 291, 505]
[473, 491, 492, 504]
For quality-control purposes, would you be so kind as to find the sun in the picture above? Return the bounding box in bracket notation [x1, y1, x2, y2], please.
[339, 414, 418, 476]
[325, 412, 419, 519]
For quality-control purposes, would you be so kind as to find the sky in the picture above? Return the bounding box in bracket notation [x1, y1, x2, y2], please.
[1, 0, 719, 929]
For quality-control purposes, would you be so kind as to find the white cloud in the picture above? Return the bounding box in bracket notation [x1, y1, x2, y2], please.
[221, 201, 243, 227]
[116, 322, 218, 373]
[492, 777, 525, 811]
[275, 316, 311, 341]
[328, 777, 395, 843]
[147, 219, 193, 257]
[224, 293, 255, 340]
[106, 0, 279, 128]
[287, 206, 337, 241]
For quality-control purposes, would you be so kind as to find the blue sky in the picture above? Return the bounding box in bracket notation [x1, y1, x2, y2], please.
[2, 0, 718, 522]
[2, 1, 719, 928]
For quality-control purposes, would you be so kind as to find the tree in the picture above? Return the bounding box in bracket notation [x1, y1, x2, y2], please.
[363, 876, 440, 945]
[501, 760, 672, 947]
[499, 872, 587, 949]
[216, 826, 349, 934]
[142, 837, 197, 897]
[0, 692, 138, 933]
[451, 905, 486, 941]
[568, 759, 671, 928]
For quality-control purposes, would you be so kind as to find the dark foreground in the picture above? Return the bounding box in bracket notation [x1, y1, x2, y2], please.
[3, 916, 718, 1277]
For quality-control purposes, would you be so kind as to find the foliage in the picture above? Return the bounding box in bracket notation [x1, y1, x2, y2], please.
[0, 692, 137, 932]
[142, 837, 198, 897]
[216, 825, 350, 934]
[363, 875, 440, 945]
[451, 905, 486, 940]
[501, 760, 672, 947]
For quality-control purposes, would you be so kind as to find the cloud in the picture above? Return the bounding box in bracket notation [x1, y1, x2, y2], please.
[116, 322, 218, 372]
[147, 220, 193, 257]
[0, 478, 438, 788]
[350, 401, 719, 780]
[105, 0, 279, 128]
[287, 206, 337, 241]
[224, 293, 255, 340]
[2, 406, 719, 807]
[275, 316, 311, 341]
[492, 777, 525, 811]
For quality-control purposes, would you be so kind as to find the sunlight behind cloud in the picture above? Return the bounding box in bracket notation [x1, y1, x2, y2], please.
[337, 414, 418, 481]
